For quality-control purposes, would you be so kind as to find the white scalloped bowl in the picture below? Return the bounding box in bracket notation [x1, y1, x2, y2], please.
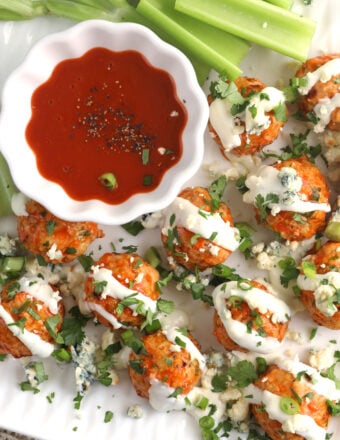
[0, 20, 208, 225]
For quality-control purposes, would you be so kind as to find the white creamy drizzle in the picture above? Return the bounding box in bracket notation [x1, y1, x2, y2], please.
[209, 86, 285, 150]
[274, 357, 340, 401]
[91, 265, 157, 314]
[297, 57, 340, 95]
[213, 281, 290, 354]
[297, 271, 340, 316]
[162, 197, 240, 252]
[243, 164, 330, 214]
[18, 275, 61, 314]
[244, 384, 326, 440]
[162, 326, 206, 370]
[0, 305, 54, 357]
[209, 98, 244, 151]
[148, 379, 227, 422]
[149, 378, 188, 412]
[313, 93, 340, 133]
[245, 87, 285, 135]
[11, 192, 29, 216]
[83, 301, 123, 329]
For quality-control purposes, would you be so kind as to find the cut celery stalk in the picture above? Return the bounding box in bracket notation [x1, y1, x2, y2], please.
[0, 8, 28, 20]
[0, 153, 16, 217]
[175, 0, 316, 61]
[134, 0, 250, 79]
[263, 0, 292, 9]
[45, 0, 117, 21]
[0, 0, 47, 19]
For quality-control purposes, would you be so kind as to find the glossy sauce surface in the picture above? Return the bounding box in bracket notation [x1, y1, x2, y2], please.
[25, 47, 187, 204]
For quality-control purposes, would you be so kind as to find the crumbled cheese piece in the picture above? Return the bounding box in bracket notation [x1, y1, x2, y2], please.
[0, 235, 17, 255]
[286, 330, 304, 344]
[309, 346, 335, 371]
[127, 405, 144, 419]
[227, 397, 249, 422]
[46, 243, 63, 261]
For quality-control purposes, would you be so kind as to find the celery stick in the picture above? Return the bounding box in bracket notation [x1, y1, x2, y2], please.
[175, 0, 316, 61]
[0, 153, 16, 217]
[75, 0, 114, 8]
[46, 0, 117, 21]
[0, 8, 29, 20]
[0, 0, 47, 18]
[263, 0, 292, 9]
[0, 0, 46, 17]
[134, 0, 250, 79]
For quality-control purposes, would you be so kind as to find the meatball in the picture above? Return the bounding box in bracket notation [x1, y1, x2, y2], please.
[243, 156, 330, 241]
[17, 199, 104, 264]
[0, 275, 64, 358]
[208, 76, 287, 157]
[213, 280, 290, 354]
[294, 54, 340, 133]
[82, 252, 160, 329]
[161, 186, 240, 271]
[128, 329, 203, 401]
[250, 362, 335, 440]
[297, 241, 340, 329]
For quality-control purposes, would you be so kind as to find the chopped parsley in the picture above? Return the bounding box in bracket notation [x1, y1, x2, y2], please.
[278, 256, 299, 288]
[77, 254, 94, 272]
[235, 222, 255, 259]
[121, 220, 144, 236]
[255, 193, 279, 220]
[262, 130, 321, 162]
[208, 175, 227, 211]
[209, 76, 244, 105]
[104, 410, 114, 423]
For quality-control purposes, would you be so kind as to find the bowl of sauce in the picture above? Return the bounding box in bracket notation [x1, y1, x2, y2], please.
[0, 20, 208, 225]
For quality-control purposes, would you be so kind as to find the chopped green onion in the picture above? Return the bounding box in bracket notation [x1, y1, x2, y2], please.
[104, 410, 114, 423]
[99, 172, 117, 190]
[144, 246, 161, 267]
[0, 256, 26, 274]
[175, 0, 316, 61]
[142, 148, 150, 165]
[195, 396, 209, 410]
[279, 396, 300, 415]
[199, 415, 215, 429]
[301, 260, 316, 279]
[143, 174, 153, 186]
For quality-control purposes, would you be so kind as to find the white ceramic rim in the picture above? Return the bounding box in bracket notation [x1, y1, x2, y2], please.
[0, 19, 209, 225]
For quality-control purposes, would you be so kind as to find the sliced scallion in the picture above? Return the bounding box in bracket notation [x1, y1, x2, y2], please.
[99, 172, 117, 190]
[279, 396, 300, 415]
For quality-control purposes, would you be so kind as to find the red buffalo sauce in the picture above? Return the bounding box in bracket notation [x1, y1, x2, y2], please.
[25, 47, 187, 204]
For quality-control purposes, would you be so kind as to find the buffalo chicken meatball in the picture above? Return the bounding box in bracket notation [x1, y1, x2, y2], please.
[82, 252, 160, 329]
[213, 280, 290, 354]
[0, 275, 64, 358]
[208, 76, 287, 157]
[243, 156, 330, 241]
[17, 199, 104, 264]
[246, 360, 339, 440]
[297, 241, 340, 329]
[294, 54, 340, 133]
[128, 329, 204, 403]
[161, 186, 240, 271]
